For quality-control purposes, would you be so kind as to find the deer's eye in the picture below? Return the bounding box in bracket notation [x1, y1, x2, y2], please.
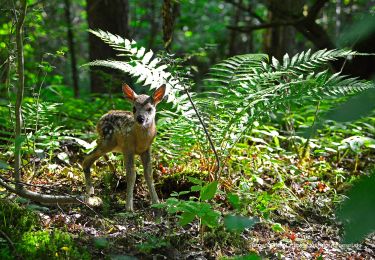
[147, 108, 152, 112]
[133, 107, 136, 113]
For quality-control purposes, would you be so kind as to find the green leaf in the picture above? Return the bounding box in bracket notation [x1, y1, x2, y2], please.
[224, 215, 258, 232]
[271, 223, 284, 232]
[178, 190, 191, 196]
[179, 212, 196, 226]
[187, 176, 203, 185]
[272, 56, 280, 69]
[226, 253, 261, 260]
[0, 160, 10, 170]
[151, 203, 167, 209]
[94, 238, 109, 249]
[201, 210, 220, 228]
[228, 193, 241, 209]
[57, 152, 70, 164]
[283, 53, 290, 68]
[191, 185, 202, 192]
[200, 181, 218, 201]
[336, 170, 375, 243]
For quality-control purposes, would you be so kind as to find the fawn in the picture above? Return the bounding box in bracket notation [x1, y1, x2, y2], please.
[83, 83, 166, 211]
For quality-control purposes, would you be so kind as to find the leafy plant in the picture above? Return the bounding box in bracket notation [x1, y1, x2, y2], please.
[154, 179, 220, 229]
[0, 200, 90, 259]
[136, 236, 170, 254]
[223, 215, 258, 233]
[337, 135, 375, 171]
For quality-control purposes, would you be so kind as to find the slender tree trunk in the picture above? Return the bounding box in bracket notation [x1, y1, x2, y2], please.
[64, 0, 79, 98]
[14, 0, 27, 191]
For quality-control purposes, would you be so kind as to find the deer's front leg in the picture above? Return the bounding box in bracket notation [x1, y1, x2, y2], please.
[141, 149, 159, 204]
[125, 152, 136, 211]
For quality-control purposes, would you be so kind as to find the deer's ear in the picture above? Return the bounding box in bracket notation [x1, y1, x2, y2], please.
[152, 84, 166, 105]
[122, 84, 137, 102]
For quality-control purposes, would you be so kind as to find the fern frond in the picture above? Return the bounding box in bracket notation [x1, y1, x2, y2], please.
[280, 49, 357, 72]
[86, 30, 194, 114]
[207, 54, 268, 87]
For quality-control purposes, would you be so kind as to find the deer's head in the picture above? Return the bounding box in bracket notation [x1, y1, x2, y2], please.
[122, 84, 166, 127]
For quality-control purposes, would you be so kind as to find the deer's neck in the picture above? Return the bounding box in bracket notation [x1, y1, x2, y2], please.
[134, 120, 155, 135]
[133, 120, 156, 151]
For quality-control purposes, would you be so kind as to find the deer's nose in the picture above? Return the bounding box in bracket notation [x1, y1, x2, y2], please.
[137, 115, 145, 124]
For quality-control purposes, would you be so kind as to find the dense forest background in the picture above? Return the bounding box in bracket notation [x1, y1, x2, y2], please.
[1, 0, 375, 96]
[0, 0, 375, 259]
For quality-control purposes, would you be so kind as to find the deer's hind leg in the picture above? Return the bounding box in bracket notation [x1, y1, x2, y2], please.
[83, 138, 116, 196]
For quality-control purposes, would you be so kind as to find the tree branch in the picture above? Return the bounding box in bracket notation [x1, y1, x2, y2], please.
[0, 175, 84, 204]
[227, 0, 334, 50]
[224, 0, 265, 23]
[227, 19, 301, 32]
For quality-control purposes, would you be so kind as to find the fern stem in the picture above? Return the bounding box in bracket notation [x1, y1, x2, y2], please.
[301, 101, 321, 159]
[183, 86, 220, 180]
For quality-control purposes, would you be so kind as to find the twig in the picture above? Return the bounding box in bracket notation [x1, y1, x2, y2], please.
[0, 229, 16, 252]
[166, 55, 220, 181]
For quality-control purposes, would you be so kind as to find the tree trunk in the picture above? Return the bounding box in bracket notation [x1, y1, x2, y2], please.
[64, 0, 79, 98]
[14, 0, 27, 191]
[228, 0, 242, 56]
[147, 0, 159, 49]
[162, 0, 179, 52]
[86, 0, 129, 93]
[265, 0, 302, 59]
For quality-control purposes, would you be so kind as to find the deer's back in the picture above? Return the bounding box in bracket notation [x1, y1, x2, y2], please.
[97, 110, 134, 145]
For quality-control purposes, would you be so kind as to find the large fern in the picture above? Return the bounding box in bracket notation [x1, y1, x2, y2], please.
[201, 49, 374, 156]
[85, 30, 374, 164]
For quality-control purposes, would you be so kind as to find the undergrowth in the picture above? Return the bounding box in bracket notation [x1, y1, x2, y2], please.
[0, 199, 90, 259]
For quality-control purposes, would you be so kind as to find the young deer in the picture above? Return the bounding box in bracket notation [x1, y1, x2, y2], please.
[83, 84, 166, 211]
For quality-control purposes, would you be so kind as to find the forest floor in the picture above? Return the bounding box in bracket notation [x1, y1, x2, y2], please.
[1, 116, 375, 259]
[1, 150, 375, 259]
[29, 194, 375, 259]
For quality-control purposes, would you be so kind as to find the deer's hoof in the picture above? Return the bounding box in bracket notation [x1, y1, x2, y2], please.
[85, 196, 103, 207]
